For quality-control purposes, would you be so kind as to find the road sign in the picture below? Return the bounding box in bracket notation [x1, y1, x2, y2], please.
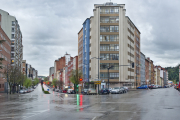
[95, 81, 101, 83]
[95, 83, 101, 84]
[78, 84, 82, 86]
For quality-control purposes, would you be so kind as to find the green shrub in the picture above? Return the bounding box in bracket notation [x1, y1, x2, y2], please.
[44, 91, 50, 94]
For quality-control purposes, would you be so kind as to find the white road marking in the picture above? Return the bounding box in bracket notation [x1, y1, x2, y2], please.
[92, 116, 96, 120]
[23, 109, 49, 119]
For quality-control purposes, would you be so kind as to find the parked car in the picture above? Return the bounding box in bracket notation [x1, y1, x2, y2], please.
[87, 88, 96, 95]
[55, 89, 60, 92]
[19, 89, 24, 94]
[99, 88, 110, 94]
[67, 89, 76, 94]
[111, 87, 122, 94]
[123, 86, 129, 91]
[137, 85, 148, 89]
[120, 87, 127, 93]
[53, 88, 55, 91]
[148, 85, 153, 89]
[164, 85, 170, 88]
[30, 88, 34, 92]
[24, 89, 27, 93]
[108, 88, 113, 93]
[63, 89, 67, 93]
[82, 89, 88, 94]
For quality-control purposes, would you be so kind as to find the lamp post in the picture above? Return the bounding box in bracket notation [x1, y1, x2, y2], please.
[107, 66, 114, 89]
[91, 57, 102, 94]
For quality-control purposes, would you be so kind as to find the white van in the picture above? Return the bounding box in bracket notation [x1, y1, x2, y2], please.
[67, 89, 73, 94]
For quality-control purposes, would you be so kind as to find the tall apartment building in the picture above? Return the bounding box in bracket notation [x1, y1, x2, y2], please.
[154, 66, 160, 85]
[140, 52, 145, 85]
[78, 28, 83, 71]
[88, 2, 140, 88]
[145, 58, 149, 84]
[0, 21, 11, 92]
[0, 9, 23, 68]
[83, 19, 90, 83]
[134, 27, 141, 87]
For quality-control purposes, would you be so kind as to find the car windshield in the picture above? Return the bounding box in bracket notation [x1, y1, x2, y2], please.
[114, 87, 119, 89]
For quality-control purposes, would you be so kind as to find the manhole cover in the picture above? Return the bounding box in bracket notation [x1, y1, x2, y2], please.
[164, 108, 173, 109]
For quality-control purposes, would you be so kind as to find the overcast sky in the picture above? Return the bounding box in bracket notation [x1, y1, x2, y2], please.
[0, 0, 180, 76]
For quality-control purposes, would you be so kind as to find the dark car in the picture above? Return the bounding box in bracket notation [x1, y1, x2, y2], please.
[148, 85, 153, 89]
[99, 88, 110, 94]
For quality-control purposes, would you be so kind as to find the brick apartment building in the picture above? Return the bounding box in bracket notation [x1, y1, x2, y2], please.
[0, 16, 11, 92]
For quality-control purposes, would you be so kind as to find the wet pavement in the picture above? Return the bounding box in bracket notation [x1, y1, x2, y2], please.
[0, 84, 180, 120]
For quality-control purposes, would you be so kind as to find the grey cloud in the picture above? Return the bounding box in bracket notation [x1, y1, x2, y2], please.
[0, 0, 180, 75]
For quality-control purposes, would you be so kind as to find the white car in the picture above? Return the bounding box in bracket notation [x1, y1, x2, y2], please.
[19, 90, 24, 94]
[111, 87, 122, 94]
[55, 89, 60, 92]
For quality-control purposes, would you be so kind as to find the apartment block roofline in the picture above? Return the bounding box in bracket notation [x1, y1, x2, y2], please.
[126, 16, 141, 34]
[140, 52, 145, 56]
[77, 27, 83, 34]
[82, 18, 90, 25]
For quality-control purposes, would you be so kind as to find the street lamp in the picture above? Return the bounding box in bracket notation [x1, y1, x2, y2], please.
[91, 57, 102, 94]
[107, 66, 114, 89]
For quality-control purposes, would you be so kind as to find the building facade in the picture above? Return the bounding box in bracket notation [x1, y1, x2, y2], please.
[0, 9, 23, 68]
[145, 58, 149, 84]
[0, 22, 11, 92]
[134, 27, 141, 87]
[83, 19, 90, 84]
[88, 2, 140, 88]
[78, 28, 83, 71]
[140, 52, 145, 85]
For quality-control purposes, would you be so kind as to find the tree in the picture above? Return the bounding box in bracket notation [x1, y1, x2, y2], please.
[57, 80, 64, 90]
[23, 78, 32, 88]
[44, 77, 48, 81]
[70, 69, 82, 93]
[52, 78, 57, 88]
[33, 78, 39, 85]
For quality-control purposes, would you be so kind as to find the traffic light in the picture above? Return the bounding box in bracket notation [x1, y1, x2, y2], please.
[132, 63, 134, 68]
[79, 78, 83, 81]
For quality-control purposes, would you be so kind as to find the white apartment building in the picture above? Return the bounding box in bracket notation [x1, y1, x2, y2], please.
[0, 9, 23, 68]
[89, 2, 140, 88]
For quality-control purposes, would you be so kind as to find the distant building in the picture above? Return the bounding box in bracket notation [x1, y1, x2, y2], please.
[78, 28, 83, 71]
[140, 52, 145, 85]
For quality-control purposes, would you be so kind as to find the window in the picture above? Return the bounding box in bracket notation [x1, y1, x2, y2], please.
[100, 7, 119, 14]
[100, 44, 119, 51]
[100, 26, 119, 32]
[11, 34, 15, 39]
[100, 35, 118, 42]
[11, 41, 15, 45]
[12, 28, 15, 32]
[0, 84, 1, 88]
[11, 47, 14, 51]
[12, 21, 15, 26]
[100, 63, 119, 70]
[100, 16, 119, 23]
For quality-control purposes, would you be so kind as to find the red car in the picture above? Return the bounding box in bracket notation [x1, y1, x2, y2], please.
[63, 90, 67, 93]
[148, 85, 153, 89]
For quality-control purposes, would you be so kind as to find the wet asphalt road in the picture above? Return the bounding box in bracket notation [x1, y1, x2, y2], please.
[0, 84, 180, 120]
